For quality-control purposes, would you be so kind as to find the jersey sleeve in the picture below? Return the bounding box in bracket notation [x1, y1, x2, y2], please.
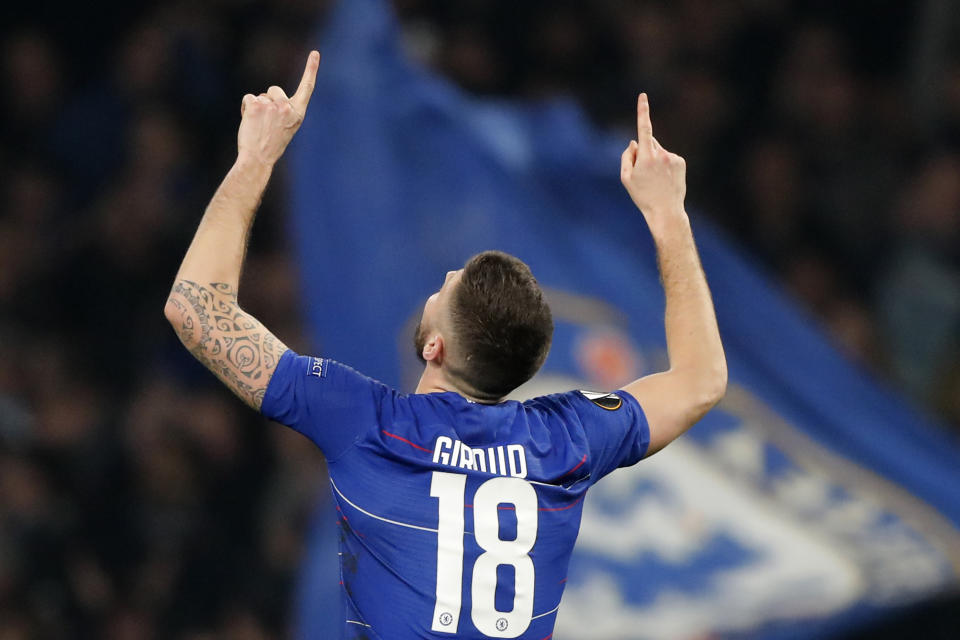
[260, 350, 390, 460]
[543, 389, 650, 482]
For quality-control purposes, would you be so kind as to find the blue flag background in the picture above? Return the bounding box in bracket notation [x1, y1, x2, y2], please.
[286, 0, 960, 637]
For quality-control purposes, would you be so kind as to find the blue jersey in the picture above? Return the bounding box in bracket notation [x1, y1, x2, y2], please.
[262, 351, 650, 639]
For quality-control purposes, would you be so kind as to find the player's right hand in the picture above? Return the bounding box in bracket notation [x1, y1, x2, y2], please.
[620, 93, 687, 228]
[237, 50, 320, 166]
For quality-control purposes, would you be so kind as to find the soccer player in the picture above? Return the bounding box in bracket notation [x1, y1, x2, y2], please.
[164, 51, 726, 639]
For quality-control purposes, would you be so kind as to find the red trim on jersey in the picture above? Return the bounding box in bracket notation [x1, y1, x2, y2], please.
[538, 496, 584, 512]
[381, 429, 431, 452]
[559, 454, 587, 478]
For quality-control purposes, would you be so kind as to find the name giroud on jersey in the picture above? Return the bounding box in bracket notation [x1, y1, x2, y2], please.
[432, 436, 528, 478]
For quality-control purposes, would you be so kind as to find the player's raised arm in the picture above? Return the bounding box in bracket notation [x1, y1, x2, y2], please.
[163, 51, 320, 409]
[619, 93, 727, 457]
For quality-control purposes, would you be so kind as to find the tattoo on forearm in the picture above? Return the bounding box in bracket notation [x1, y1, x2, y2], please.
[167, 280, 288, 408]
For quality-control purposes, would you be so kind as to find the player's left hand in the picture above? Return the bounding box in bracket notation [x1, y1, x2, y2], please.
[237, 50, 320, 166]
[620, 93, 687, 232]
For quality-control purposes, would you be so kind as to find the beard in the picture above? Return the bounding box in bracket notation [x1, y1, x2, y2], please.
[413, 319, 428, 364]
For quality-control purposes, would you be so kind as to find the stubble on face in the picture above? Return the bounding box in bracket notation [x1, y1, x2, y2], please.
[414, 270, 461, 365]
[413, 319, 428, 364]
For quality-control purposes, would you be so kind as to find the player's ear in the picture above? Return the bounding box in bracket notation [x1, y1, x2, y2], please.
[422, 333, 444, 364]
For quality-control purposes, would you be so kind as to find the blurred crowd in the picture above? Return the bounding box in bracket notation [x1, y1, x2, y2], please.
[1, 1, 327, 637]
[1, 0, 958, 637]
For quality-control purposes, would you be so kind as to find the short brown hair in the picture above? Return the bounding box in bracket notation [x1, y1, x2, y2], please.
[446, 251, 553, 400]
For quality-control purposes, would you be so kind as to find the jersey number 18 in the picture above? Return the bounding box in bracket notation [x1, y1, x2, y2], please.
[430, 471, 538, 638]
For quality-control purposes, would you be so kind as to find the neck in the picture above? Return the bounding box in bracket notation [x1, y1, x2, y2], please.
[414, 365, 503, 404]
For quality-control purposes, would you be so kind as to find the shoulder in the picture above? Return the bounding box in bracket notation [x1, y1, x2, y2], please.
[524, 388, 647, 448]
[523, 389, 634, 418]
[276, 352, 396, 394]
[262, 351, 401, 425]
[527, 389, 650, 479]
[262, 351, 408, 459]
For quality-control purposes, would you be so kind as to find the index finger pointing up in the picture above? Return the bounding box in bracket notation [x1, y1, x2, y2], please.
[636, 93, 653, 142]
[291, 50, 321, 114]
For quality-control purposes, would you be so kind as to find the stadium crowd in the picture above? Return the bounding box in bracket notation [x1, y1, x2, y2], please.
[1, 0, 958, 637]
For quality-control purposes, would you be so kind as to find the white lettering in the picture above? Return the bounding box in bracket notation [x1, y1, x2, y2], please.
[434, 436, 453, 465]
[432, 438, 528, 478]
[507, 444, 528, 478]
[459, 444, 475, 470]
[473, 448, 487, 472]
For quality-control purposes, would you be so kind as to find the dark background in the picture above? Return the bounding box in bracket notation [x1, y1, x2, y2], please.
[1, 0, 958, 637]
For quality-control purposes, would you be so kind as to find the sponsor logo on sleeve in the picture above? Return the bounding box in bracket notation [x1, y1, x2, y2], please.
[308, 357, 327, 378]
[578, 390, 623, 411]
